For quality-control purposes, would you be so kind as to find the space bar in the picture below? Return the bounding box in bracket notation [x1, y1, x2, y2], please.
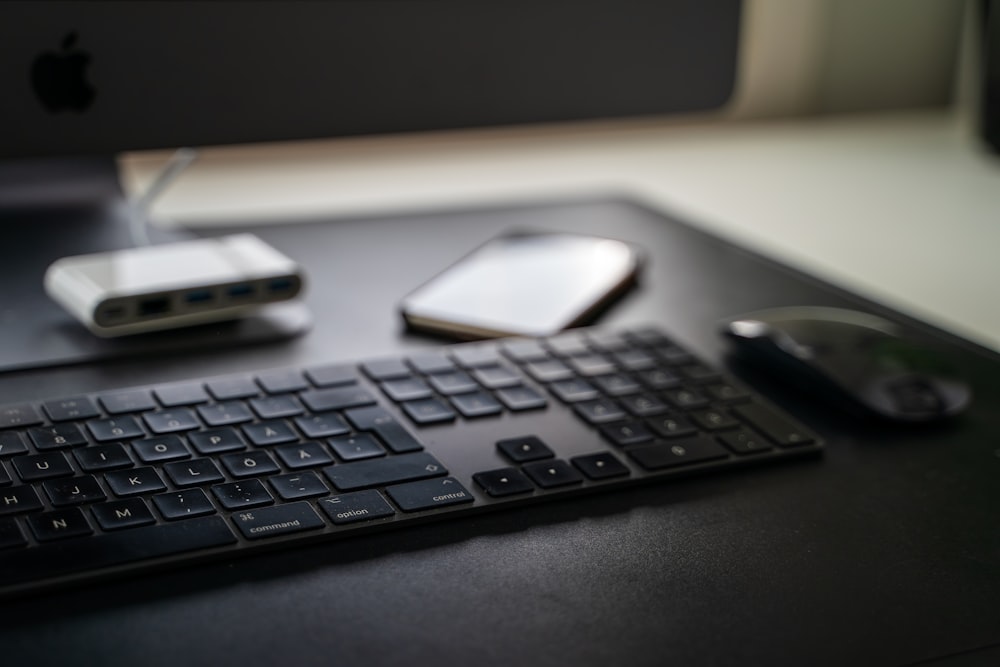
[0, 516, 237, 590]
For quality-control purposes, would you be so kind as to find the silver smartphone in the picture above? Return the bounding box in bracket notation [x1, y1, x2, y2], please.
[400, 231, 642, 339]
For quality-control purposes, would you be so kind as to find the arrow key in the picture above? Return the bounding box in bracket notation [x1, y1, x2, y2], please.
[473, 467, 534, 497]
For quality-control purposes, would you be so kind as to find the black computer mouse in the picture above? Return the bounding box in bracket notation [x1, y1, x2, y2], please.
[721, 306, 972, 423]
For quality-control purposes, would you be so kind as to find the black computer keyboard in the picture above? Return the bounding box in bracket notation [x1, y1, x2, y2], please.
[0, 325, 821, 596]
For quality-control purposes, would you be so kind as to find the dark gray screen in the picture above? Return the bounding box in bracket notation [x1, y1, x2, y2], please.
[0, 1, 741, 158]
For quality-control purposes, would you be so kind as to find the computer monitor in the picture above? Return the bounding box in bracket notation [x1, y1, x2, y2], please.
[0, 1, 742, 371]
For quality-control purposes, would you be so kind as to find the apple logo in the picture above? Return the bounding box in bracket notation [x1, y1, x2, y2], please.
[31, 32, 96, 112]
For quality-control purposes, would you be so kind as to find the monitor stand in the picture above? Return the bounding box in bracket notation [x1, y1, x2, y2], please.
[0, 156, 310, 374]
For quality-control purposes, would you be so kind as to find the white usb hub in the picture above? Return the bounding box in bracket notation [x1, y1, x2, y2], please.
[44, 234, 305, 337]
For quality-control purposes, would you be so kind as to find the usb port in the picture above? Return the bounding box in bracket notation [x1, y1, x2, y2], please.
[268, 277, 295, 293]
[138, 296, 170, 317]
[226, 284, 255, 299]
[184, 289, 214, 304]
[101, 305, 126, 321]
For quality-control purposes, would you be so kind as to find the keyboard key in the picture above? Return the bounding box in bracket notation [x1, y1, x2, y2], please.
[300, 387, 376, 413]
[733, 403, 814, 447]
[164, 459, 225, 487]
[0, 486, 44, 516]
[407, 353, 456, 375]
[545, 333, 590, 357]
[221, 451, 280, 478]
[679, 363, 721, 383]
[587, 331, 632, 352]
[402, 398, 456, 425]
[0, 463, 9, 487]
[256, 369, 309, 394]
[0, 516, 236, 589]
[323, 452, 447, 491]
[131, 435, 191, 463]
[473, 468, 534, 497]
[497, 436, 553, 463]
[188, 428, 247, 455]
[105, 467, 167, 497]
[361, 358, 411, 381]
[13, 452, 74, 482]
[718, 429, 773, 455]
[592, 373, 642, 397]
[213, 480, 274, 510]
[652, 344, 694, 365]
[91, 499, 156, 531]
[232, 502, 325, 540]
[42, 397, 99, 422]
[250, 395, 305, 419]
[386, 477, 474, 512]
[610, 348, 658, 371]
[524, 359, 574, 383]
[627, 436, 729, 471]
[0, 432, 29, 458]
[242, 420, 299, 446]
[690, 409, 740, 431]
[571, 452, 630, 480]
[646, 414, 697, 438]
[380, 377, 433, 402]
[28, 424, 87, 450]
[43, 476, 107, 507]
[451, 392, 503, 418]
[74, 444, 133, 472]
[197, 401, 255, 427]
[318, 490, 395, 525]
[99, 390, 156, 415]
[343, 405, 394, 431]
[343, 406, 424, 451]
[154, 384, 210, 407]
[304, 363, 357, 388]
[87, 415, 145, 442]
[550, 378, 601, 403]
[142, 409, 201, 434]
[599, 421, 654, 447]
[574, 398, 626, 425]
[471, 365, 521, 389]
[664, 388, 710, 410]
[27, 508, 93, 542]
[706, 382, 751, 403]
[522, 460, 584, 489]
[0, 404, 43, 428]
[269, 471, 329, 500]
[329, 433, 386, 461]
[428, 371, 478, 395]
[295, 413, 351, 439]
[567, 353, 617, 377]
[620, 393, 669, 417]
[153, 489, 216, 520]
[274, 441, 334, 469]
[501, 338, 549, 362]
[636, 367, 682, 390]
[451, 346, 501, 369]
[205, 376, 259, 401]
[495, 386, 547, 411]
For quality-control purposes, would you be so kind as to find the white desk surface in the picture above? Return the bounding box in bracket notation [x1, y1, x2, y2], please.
[122, 109, 1000, 353]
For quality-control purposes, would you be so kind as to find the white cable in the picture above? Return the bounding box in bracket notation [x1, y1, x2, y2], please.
[129, 147, 199, 246]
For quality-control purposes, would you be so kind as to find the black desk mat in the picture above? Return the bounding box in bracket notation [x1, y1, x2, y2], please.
[0, 197, 997, 666]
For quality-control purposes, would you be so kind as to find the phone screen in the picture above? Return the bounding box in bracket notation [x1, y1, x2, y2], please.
[400, 231, 641, 339]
